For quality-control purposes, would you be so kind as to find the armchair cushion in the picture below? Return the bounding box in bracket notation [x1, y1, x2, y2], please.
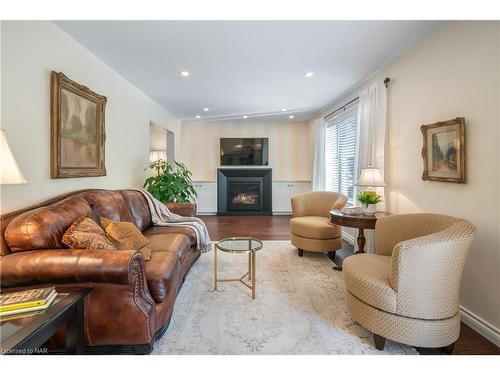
[289, 216, 342, 239]
[343, 254, 397, 313]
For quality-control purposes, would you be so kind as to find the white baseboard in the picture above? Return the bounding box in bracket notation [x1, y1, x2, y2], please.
[460, 306, 500, 347]
[342, 231, 355, 245]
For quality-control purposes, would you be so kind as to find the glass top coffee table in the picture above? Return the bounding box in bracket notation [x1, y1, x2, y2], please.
[214, 237, 263, 299]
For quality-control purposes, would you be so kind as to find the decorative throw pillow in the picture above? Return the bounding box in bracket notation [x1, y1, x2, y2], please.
[62, 216, 116, 250]
[100, 217, 152, 261]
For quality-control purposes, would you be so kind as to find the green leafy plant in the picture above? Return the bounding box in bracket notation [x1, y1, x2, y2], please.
[357, 190, 382, 206]
[144, 160, 197, 203]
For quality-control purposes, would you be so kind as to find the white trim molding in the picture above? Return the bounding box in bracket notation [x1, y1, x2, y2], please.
[460, 306, 500, 347]
[342, 230, 355, 246]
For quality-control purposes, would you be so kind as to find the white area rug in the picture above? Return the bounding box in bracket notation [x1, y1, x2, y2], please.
[153, 241, 417, 355]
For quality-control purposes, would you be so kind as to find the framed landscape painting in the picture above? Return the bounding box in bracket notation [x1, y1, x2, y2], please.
[421, 117, 466, 183]
[51, 71, 107, 178]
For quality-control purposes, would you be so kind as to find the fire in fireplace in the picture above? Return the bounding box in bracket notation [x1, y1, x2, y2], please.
[228, 182, 261, 211]
[232, 192, 258, 205]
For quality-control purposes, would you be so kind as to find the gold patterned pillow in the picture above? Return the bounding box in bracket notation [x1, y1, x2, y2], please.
[62, 216, 116, 250]
[100, 217, 151, 260]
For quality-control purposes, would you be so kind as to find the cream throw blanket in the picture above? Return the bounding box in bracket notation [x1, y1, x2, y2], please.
[136, 188, 212, 253]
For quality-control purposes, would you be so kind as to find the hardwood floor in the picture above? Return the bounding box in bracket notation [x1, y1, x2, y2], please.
[199, 214, 500, 355]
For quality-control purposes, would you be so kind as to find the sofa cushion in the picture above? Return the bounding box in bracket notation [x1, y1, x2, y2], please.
[144, 251, 181, 303]
[100, 217, 151, 260]
[118, 190, 152, 231]
[289, 216, 341, 239]
[343, 253, 397, 313]
[146, 233, 192, 264]
[143, 226, 196, 247]
[5, 195, 94, 252]
[62, 216, 116, 250]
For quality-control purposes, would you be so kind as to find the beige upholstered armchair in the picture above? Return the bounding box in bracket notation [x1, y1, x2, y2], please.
[289, 191, 347, 257]
[343, 213, 476, 353]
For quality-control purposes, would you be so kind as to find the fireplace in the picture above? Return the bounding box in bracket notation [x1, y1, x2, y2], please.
[217, 168, 272, 215]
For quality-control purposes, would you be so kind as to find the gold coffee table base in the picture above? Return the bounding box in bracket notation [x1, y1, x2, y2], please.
[214, 237, 263, 300]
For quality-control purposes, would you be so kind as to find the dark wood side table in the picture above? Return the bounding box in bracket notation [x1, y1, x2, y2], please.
[0, 288, 91, 355]
[329, 210, 391, 270]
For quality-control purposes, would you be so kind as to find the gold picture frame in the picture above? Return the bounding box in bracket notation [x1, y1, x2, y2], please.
[421, 117, 466, 183]
[51, 71, 107, 179]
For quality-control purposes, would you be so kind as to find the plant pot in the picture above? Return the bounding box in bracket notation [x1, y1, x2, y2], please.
[363, 203, 377, 215]
[164, 202, 197, 217]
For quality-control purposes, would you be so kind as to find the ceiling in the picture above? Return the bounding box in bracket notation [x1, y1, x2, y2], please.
[55, 21, 441, 123]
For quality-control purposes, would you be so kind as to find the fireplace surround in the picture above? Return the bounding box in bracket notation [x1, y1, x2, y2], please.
[217, 168, 272, 215]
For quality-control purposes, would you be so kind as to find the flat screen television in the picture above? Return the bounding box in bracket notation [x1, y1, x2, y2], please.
[220, 138, 269, 166]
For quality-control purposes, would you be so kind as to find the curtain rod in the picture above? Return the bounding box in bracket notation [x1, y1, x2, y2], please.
[323, 96, 359, 120]
[323, 77, 391, 120]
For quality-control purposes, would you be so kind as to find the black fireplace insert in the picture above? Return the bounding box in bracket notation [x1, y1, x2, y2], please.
[217, 168, 272, 215]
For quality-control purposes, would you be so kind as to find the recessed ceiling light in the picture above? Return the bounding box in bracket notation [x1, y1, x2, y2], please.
[196, 115, 201, 119]
[203, 107, 210, 112]
[281, 108, 287, 112]
[243, 115, 248, 119]
[180, 71, 190, 77]
[289, 115, 295, 119]
[304, 72, 314, 78]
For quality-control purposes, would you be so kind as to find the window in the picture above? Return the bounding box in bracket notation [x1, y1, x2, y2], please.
[325, 101, 358, 206]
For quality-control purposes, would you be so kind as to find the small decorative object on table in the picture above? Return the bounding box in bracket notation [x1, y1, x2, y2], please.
[0, 287, 57, 318]
[341, 206, 363, 215]
[357, 191, 382, 215]
[144, 160, 198, 216]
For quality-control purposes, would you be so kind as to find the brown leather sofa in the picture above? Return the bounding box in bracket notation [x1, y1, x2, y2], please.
[0, 189, 201, 354]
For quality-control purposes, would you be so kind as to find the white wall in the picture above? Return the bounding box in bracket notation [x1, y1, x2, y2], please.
[0, 21, 180, 213]
[179, 120, 313, 181]
[311, 21, 500, 337]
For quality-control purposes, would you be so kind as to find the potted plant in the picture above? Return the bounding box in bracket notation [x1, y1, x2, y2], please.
[357, 190, 382, 215]
[144, 160, 198, 216]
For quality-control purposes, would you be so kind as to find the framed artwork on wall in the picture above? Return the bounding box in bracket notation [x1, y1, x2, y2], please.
[50, 71, 107, 178]
[421, 117, 466, 183]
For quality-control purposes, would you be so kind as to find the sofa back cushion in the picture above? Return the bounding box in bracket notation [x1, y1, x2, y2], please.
[119, 190, 152, 231]
[3, 189, 152, 254]
[5, 195, 94, 253]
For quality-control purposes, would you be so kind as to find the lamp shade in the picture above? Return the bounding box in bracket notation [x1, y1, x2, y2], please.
[356, 165, 385, 187]
[149, 149, 167, 163]
[1, 130, 27, 185]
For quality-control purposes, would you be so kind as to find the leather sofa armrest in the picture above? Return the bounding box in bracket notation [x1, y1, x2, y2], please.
[0, 249, 145, 287]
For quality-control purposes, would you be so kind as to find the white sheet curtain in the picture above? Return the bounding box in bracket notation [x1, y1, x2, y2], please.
[312, 118, 326, 191]
[357, 81, 387, 180]
[355, 81, 388, 252]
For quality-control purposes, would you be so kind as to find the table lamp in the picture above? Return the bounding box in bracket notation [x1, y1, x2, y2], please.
[149, 150, 167, 164]
[1, 130, 27, 185]
[356, 165, 385, 190]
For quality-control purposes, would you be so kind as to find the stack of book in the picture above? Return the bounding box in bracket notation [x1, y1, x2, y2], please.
[0, 287, 58, 319]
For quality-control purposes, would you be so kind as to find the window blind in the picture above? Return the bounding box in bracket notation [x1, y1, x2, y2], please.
[325, 101, 359, 206]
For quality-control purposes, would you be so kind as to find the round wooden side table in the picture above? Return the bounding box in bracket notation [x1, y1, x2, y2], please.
[329, 209, 391, 270]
